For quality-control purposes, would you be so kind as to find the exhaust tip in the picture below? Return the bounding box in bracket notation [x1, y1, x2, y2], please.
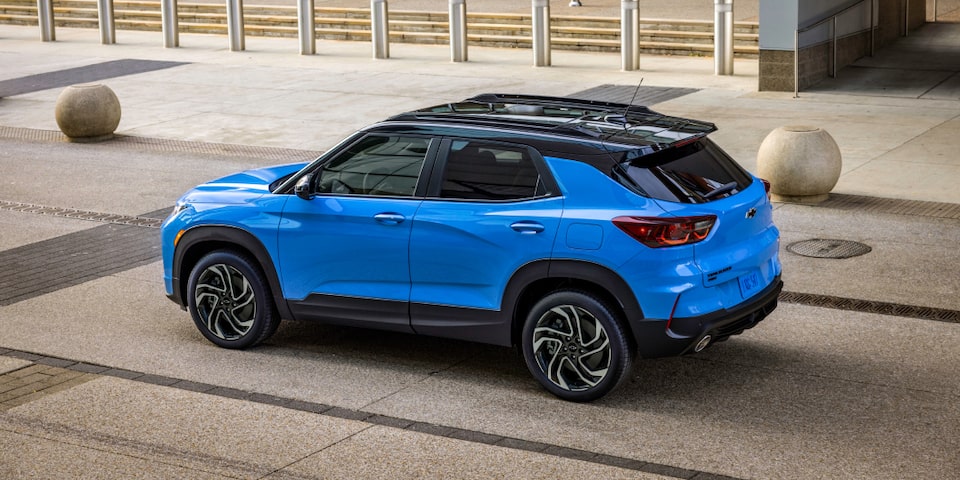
[694, 335, 712, 353]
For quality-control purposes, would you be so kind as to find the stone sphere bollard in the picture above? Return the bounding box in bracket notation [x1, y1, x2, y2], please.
[55, 83, 121, 142]
[756, 126, 841, 204]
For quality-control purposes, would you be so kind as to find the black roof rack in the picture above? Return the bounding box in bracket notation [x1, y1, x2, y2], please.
[385, 93, 716, 149]
[465, 93, 659, 115]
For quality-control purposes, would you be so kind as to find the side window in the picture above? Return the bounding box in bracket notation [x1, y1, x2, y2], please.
[318, 135, 429, 197]
[440, 140, 544, 201]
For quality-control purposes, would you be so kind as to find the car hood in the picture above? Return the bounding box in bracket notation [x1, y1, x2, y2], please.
[180, 163, 306, 203]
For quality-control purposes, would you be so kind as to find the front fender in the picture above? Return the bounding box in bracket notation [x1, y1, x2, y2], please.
[169, 226, 293, 320]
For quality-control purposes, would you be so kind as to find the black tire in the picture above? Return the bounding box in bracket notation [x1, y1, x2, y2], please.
[186, 250, 279, 349]
[521, 290, 634, 402]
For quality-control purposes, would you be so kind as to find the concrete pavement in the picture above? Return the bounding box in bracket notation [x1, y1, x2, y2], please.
[1, 22, 959, 479]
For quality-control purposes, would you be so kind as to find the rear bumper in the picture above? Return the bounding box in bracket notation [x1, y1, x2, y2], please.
[628, 276, 782, 358]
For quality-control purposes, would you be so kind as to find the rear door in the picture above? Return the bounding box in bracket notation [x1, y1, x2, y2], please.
[408, 139, 562, 340]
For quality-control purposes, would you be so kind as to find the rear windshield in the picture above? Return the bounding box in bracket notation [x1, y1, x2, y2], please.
[617, 138, 753, 204]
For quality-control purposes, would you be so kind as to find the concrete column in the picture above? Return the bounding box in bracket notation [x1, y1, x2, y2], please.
[298, 0, 316, 55]
[621, 0, 639, 71]
[902, 0, 909, 36]
[449, 0, 467, 62]
[371, 0, 389, 59]
[37, 0, 55, 42]
[714, 0, 734, 75]
[161, 0, 179, 48]
[98, 0, 116, 45]
[226, 0, 245, 52]
[532, 0, 550, 66]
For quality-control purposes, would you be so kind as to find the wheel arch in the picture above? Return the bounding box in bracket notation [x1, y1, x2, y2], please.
[171, 225, 292, 319]
[505, 259, 644, 346]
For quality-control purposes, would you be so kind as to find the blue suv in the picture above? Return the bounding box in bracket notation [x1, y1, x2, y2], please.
[162, 94, 782, 401]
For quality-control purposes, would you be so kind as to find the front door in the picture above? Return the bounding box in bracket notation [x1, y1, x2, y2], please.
[277, 134, 434, 331]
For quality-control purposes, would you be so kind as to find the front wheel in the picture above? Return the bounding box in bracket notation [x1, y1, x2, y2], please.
[521, 290, 634, 402]
[187, 250, 279, 349]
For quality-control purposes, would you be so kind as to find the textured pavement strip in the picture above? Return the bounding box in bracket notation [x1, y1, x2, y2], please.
[0, 126, 322, 163]
[778, 291, 960, 324]
[818, 193, 960, 221]
[0, 200, 166, 227]
[0, 59, 189, 98]
[0, 376, 322, 480]
[0, 220, 161, 306]
[0, 363, 99, 411]
[0, 348, 737, 480]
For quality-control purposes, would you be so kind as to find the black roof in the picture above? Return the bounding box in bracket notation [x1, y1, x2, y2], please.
[385, 93, 717, 151]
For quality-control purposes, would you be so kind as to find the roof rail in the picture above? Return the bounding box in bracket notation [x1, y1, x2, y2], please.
[466, 93, 656, 113]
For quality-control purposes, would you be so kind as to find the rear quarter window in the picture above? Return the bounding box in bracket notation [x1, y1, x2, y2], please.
[621, 138, 753, 204]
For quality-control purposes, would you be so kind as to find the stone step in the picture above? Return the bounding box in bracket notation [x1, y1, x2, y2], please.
[0, 0, 759, 57]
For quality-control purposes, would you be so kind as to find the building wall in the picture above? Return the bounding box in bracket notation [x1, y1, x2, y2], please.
[758, 0, 927, 92]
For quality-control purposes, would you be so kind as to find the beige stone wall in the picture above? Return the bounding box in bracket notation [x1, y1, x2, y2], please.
[872, 0, 927, 47]
[758, 50, 795, 91]
[759, 32, 870, 92]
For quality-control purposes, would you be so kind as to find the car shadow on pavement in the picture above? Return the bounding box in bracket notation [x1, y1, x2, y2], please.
[240, 317, 944, 434]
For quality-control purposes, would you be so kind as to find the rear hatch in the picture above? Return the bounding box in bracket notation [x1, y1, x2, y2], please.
[618, 137, 780, 305]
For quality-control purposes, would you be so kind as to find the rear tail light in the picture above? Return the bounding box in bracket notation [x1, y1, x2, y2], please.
[613, 215, 716, 248]
[761, 178, 771, 200]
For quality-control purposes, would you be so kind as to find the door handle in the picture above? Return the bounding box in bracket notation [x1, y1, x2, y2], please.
[510, 221, 545, 234]
[374, 213, 405, 225]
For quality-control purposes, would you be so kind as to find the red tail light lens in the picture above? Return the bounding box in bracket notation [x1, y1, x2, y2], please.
[612, 215, 716, 248]
[761, 178, 771, 200]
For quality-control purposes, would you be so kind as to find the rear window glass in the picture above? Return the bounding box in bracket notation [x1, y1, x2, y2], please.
[619, 138, 753, 204]
[439, 140, 544, 201]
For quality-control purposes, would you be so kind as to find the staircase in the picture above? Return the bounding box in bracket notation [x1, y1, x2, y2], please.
[0, 0, 759, 57]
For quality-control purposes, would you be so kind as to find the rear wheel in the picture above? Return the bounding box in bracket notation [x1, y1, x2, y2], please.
[521, 290, 634, 402]
[187, 250, 279, 349]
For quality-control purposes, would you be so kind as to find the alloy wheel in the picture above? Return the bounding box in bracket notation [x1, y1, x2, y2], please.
[531, 304, 611, 391]
[194, 263, 257, 341]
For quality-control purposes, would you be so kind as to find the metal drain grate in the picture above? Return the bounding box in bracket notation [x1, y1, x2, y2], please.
[0, 200, 166, 228]
[786, 239, 872, 259]
[817, 193, 960, 220]
[779, 291, 960, 324]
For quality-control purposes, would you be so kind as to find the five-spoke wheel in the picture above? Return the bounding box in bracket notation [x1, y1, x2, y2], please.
[522, 290, 634, 402]
[187, 251, 279, 349]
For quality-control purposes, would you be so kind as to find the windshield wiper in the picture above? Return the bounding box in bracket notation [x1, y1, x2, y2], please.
[703, 181, 738, 199]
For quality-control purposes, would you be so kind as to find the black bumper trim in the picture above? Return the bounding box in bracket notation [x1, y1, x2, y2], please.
[629, 276, 783, 358]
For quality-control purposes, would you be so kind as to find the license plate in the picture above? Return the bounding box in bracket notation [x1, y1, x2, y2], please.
[738, 271, 763, 299]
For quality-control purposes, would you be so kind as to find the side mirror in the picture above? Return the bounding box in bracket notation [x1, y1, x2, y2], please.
[294, 173, 315, 200]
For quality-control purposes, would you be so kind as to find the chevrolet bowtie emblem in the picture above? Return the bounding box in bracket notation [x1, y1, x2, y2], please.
[745, 208, 757, 219]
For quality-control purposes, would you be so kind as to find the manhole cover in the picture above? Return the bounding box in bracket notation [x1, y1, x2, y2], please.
[787, 239, 872, 259]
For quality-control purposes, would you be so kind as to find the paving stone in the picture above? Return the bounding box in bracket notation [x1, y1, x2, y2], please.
[0, 59, 187, 98]
[0, 365, 96, 410]
[34, 357, 77, 368]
